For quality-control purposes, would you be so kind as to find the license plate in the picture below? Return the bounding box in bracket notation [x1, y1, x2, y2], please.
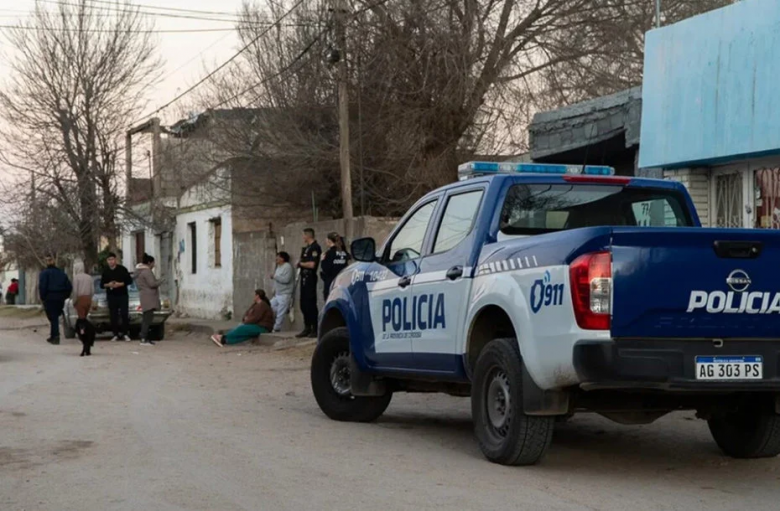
[695, 356, 763, 380]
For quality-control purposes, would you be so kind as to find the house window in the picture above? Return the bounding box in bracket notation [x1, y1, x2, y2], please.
[134, 231, 145, 266]
[189, 222, 197, 274]
[211, 217, 222, 268]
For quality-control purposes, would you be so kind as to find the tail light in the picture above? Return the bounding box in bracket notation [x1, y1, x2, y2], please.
[569, 251, 611, 330]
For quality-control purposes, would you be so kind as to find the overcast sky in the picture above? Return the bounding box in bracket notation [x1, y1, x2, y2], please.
[0, 0, 247, 125]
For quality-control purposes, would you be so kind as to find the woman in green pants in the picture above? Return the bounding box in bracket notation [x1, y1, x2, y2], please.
[211, 289, 275, 346]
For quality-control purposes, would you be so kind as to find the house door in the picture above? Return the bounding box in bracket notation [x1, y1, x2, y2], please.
[712, 170, 749, 228]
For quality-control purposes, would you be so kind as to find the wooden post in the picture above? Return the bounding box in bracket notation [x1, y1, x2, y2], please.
[334, 0, 354, 240]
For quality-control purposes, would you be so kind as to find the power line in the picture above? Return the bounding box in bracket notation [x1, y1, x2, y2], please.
[210, 28, 327, 110]
[117, 0, 392, 177]
[156, 31, 235, 85]
[132, 0, 308, 124]
[32, 0, 260, 24]
[77, 0, 246, 18]
[0, 24, 239, 34]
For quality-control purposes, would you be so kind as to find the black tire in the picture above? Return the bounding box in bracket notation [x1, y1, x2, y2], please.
[472, 338, 554, 466]
[708, 399, 780, 459]
[310, 327, 392, 422]
[61, 317, 76, 339]
[148, 324, 165, 341]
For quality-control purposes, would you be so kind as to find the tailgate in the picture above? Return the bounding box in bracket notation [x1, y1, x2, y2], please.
[610, 228, 780, 339]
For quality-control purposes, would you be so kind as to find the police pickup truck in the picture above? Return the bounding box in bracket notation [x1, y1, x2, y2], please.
[310, 161, 780, 466]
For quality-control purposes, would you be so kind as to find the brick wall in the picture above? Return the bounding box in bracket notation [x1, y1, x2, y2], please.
[663, 168, 711, 226]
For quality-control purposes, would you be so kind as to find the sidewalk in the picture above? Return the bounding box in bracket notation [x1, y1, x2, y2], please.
[167, 316, 315, 350]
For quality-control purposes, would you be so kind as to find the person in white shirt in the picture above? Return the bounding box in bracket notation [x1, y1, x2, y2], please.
[269, 251, 294, 333]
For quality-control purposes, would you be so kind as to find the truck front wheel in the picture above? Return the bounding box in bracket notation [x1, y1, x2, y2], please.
[472, 338, 554, 466]
[311, 327, 392, 422]
[708, 399, 780, 459]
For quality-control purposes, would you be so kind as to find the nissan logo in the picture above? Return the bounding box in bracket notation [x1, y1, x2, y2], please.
[726, 269, 751, 292]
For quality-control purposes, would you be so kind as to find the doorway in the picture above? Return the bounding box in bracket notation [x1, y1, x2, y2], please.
[710, 164, 780, 229]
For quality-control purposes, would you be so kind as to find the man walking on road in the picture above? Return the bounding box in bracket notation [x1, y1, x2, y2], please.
[101, 252, 133, 341]
[38, 255, 72, 345]
[296, 228, 321, 338]
[269, 251, 294, 333]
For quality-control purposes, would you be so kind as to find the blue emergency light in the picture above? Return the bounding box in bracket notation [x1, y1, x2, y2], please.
[457, 161, 615, 180]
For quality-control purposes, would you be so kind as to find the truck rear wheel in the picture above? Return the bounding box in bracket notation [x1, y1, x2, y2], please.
[311, 327, 392, 422]
[472, 338, 554, 466]
[708, 400, 780, 459]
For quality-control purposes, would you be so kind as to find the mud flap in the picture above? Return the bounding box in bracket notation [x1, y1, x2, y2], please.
[349, 355, 387, 397]
[523, 364, 570, 416]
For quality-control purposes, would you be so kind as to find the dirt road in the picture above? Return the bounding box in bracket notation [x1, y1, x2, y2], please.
[1, 321, 779, 510]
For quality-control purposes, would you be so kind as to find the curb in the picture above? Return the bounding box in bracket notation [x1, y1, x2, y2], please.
[169, 320, 311, 350]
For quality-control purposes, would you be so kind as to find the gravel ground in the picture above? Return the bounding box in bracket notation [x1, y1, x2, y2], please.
[1, 320, 780, 511]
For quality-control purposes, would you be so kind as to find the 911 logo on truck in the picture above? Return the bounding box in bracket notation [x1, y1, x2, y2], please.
[530, 270, 564, 314]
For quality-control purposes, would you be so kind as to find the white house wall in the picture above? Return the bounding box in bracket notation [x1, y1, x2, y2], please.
[174, 203, 233, 320]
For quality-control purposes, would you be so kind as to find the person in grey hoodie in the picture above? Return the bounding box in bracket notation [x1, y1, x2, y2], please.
[135, 253, 162, 346]
[269, 251, 294, 333]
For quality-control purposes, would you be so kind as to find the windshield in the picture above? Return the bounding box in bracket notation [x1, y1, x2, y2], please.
[499, 184, 693, 236]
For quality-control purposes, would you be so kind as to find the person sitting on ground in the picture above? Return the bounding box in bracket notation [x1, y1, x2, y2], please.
[211, 289, 275, 347]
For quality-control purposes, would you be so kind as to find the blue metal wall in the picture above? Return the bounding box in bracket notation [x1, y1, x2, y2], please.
[639, 0, 780, 169]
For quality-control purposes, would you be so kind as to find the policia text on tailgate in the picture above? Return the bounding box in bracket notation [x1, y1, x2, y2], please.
[310, 161, 780, 466]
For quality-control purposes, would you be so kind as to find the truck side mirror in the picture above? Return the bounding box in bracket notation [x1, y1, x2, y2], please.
[351, 237, 377, 262]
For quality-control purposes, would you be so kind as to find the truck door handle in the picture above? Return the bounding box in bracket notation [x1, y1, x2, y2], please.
[398, 276, 412, 288]
[446, 266, 463, 280]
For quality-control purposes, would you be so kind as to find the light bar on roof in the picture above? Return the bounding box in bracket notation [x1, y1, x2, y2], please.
[457, 161, 615, 180]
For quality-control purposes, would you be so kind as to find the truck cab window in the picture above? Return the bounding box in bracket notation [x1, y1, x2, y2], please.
[433, 190, 484, 253]
[499, 184, 693, 236]
[386, 200, 438, 263]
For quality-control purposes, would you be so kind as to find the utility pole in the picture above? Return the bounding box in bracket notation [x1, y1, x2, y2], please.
[333, 0, 354, 241]
[655, 0, 661, 28]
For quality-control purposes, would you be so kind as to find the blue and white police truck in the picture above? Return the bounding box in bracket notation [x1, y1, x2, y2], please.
[310, 161, 780, 465]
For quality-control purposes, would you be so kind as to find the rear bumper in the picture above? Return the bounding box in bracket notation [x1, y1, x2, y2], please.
[574, 339, 780, 391]
[74, 311, 171, 329]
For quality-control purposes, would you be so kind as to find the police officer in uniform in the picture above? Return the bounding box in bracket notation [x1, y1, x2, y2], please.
[296, 228, 321, 338]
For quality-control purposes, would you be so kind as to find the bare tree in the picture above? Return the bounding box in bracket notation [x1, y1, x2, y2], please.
[535, 0, 734, 104]
[192, 0, 732, 218]
[0, 0, 162, 269]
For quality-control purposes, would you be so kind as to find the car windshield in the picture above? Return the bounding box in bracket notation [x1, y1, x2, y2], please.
[93, 276, 138, 294]
[498, 184, 694, 236]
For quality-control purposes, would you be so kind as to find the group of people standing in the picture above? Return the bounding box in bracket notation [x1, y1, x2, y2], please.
[32, 227, 351, 348]
[294, 228, 351, 339]
[37, 252, 163, 346]
[212, 228, 351, 346]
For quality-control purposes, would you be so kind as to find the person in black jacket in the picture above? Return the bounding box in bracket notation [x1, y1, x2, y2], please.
[38, 255, 72, 345]
[101, 252, 134, 341]
[320, 232, 351, 301]
[296, 228, 321, 338]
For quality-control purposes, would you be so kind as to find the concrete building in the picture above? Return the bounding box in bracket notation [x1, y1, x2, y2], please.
[529, 87, 646, 177]
[639, 0, 780, 229]
[173, 169, 233, 320]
